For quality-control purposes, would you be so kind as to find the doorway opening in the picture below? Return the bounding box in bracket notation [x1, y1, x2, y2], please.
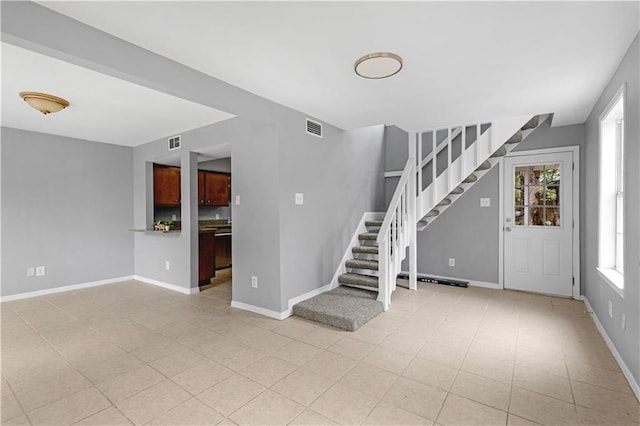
[195, 144, 233, 300]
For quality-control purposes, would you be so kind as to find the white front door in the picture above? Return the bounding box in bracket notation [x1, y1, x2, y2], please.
[503, 151, 574, 297]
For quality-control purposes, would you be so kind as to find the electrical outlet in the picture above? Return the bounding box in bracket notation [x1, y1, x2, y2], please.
[215, 213, 220, 219]
[622, 313, 626, 330]
[449, 258, 455, 267]
[35, 266, 45, 277]
[165, 261, 170, 271]
[235, 195, 241, 205]
[251, 276, 258, 288]
[172, 214, 177, 221]
[295, 193, 304, 205]
[480, 197, 491, 207]
[27, 267, 35, 277]
[608, 300, 613, 318]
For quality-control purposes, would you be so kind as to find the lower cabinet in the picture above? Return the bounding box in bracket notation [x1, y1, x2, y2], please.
[198, 232, 216, 284]
[215, 234, 232, 269]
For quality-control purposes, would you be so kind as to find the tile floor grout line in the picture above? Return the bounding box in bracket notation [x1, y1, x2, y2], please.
[505, 294, 522, 422]
[3, 278, 637, 425]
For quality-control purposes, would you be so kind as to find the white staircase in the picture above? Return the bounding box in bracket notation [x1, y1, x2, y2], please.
[365, 114, 550, 311]
[294, 114, 551, 330]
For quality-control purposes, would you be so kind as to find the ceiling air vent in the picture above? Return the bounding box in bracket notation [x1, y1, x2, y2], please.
[168, 135, 181, 151]
[306, 118, 323, 138]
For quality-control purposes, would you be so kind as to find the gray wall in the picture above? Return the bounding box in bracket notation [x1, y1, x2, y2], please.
[3, 2, 384, 314]
[383, 125, 408, 206]
[394, 121, 585, 284]
[1, 128, 134, 297]
[199, 157, 231, 173]
[583, 33, 639, 385]
[131, 118, 284, 316]
[277, 125, 386, 308]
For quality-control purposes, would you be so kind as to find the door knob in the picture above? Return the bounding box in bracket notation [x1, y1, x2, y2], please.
[504, 227, 512, 232]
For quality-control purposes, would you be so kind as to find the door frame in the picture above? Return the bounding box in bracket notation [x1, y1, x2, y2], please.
[498, 146, 581, 299]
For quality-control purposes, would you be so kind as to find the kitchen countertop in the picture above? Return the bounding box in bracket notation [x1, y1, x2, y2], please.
[199, 219, 231, 235]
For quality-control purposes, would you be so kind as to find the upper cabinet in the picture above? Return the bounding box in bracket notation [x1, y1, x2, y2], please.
[205, 172, 231, 206]
[154, 165, 181, 206]
[154, 165, 230, 207]
[198, 171, 206, 206]
[198, 171, 231, 207]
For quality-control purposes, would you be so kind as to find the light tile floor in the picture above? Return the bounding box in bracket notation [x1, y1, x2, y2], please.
[2, 272, 639, 425]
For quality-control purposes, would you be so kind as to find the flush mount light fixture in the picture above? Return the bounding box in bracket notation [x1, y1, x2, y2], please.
[19, 91, 70, 115]
[354, 52, 403, 79]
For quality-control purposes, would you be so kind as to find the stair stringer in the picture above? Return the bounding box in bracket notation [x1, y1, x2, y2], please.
[417, 114, 552, 231]
[329, 212, 385, 289]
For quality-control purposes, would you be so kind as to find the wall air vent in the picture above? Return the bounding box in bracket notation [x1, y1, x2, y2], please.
[168, 135, 181, 151]
[306, 118, 323, 138]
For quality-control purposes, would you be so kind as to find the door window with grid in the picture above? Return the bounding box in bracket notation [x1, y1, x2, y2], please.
[514, 164, 561, 227]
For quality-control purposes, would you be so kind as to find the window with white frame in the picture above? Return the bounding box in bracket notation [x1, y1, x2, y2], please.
[598, 85, 625, 294]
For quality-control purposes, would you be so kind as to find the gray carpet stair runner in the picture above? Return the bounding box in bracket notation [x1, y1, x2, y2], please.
[291, 286, 383, 332]
[463, 174, 478, 183]
[293, 220, 385, 331]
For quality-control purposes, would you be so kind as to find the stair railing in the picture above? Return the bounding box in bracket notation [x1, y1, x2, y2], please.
[416, 122, 493, 219]
[376, 133, 417, 311]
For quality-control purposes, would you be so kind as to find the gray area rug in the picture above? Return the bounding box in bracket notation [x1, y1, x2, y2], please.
[292, 286, 383, 331]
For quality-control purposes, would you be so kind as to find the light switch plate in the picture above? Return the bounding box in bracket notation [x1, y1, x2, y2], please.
[295, 193, 304, 205]
[235, 195, 240, 205]
[480, 198, 491, 207]
[27, 267, 35, 277]
[35, 266, 45, 277]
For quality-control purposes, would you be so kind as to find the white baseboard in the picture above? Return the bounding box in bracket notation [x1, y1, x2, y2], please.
[230, 300, 288, 320]
[582, 296, 640, 402]
[133, 275, 199, 295]
[400, 271, 500, 290]
[0, 275, 134, 302]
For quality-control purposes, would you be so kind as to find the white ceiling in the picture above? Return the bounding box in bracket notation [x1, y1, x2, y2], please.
[1, 42, 234, 146]
[36, 1, 639, 132]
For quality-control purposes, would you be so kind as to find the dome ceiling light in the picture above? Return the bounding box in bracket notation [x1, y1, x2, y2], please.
[354, 52, 403, 79]
[19, 92, 70, 115]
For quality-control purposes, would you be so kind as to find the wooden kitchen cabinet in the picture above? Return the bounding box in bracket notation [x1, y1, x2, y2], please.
[199, 232, 216, 284]
[215, 234, 232, 269]
[198, 171, 206, 206]
[204, 172, 231, 206]
[153, 165, 181, 206]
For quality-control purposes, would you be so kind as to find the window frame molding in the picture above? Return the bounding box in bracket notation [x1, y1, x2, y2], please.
[597, 82, 626, 298]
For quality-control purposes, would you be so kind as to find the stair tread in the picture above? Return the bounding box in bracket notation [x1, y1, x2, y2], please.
[476, 160, 491, 171]
[352, 245, 379, 254]
[437, 198, 451, 206]
[365, 220, 383, 227]
[521, 115, 539, 130]
[450, 186, 464, 195]
[358, 232, 379, 240]
[506, 131, 523, 144]
[345, 259, 379, 270]
[426, 210, 440, 217]
[338, 273, 379, 288]
[463, 174, 478, 183]
[292, 286, 383, 331]
[491, 146, 507, 158]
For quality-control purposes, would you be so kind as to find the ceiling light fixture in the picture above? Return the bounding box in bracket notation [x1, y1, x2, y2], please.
[354, 52, 403, 79]
[19, 92, 70, 115]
